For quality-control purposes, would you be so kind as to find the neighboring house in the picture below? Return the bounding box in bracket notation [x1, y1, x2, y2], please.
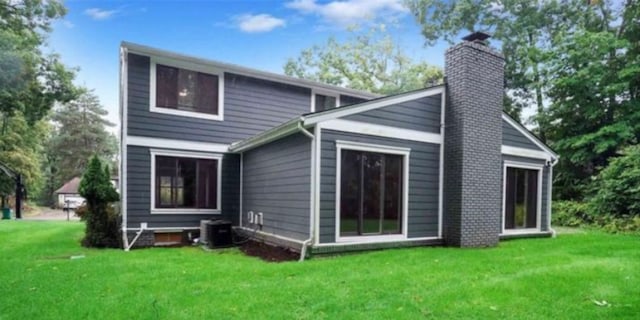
[54, 177, 84, 209]
[119, 33, 558, 252]
[55, 176, 120, 209]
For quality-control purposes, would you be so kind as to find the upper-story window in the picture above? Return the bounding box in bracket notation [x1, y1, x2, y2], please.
[150, 58, 224, 121]
[313, 92, 340, 112]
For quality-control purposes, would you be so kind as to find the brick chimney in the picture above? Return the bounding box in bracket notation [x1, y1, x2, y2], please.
[443, 32, 504, 247]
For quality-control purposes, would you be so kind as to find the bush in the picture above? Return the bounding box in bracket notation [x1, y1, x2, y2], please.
[588, 145, 640, 218]
[79, 156, 121, 248]
[552, 201, 590, 227]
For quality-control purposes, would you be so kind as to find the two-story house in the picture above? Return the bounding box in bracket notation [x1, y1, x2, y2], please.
[119, 33, 558, 254]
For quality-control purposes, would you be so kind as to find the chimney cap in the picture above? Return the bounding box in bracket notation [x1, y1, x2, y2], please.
[462, 32, 491, 42]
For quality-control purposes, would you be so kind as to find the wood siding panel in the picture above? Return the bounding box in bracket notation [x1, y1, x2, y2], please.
[126, 53, 311, 144]
[502, 119, 544, 151]
[344, 95, 441, 133]
[242, 133, 312, 241]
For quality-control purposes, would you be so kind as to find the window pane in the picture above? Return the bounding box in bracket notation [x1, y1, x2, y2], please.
[383, 154, 402, 234]
[339, 149, 403, 237]
[315, 94, 337, 112]
[505, 167, 538, 229]
[197, 159, 218, 209]
[178, 158, 197, 207]
[340, 150, 361, 236]
[362, 152, 382, 234]
[196, 73, 219, 115]
[177, 69, 197, 110]
[156, 65, 178, 108]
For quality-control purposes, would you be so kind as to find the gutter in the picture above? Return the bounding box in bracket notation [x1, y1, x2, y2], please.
[229, 117, 306, 153]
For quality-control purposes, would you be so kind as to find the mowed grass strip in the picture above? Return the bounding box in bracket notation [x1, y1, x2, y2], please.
[0, 221, 638, 319]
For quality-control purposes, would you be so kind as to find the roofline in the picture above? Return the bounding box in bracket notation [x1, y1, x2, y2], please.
[229, 117, 304, 153]
[121, 41, 381, 100]
[303, 85, 444, 125]
[228, 85, 445, 153]
[501, 112, 559, 159]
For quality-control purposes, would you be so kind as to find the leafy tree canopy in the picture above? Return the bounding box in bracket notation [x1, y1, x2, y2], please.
[284, 25, 443, 95]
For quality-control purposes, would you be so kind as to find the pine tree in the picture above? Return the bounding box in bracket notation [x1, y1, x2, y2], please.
[78, 156, 120, 248]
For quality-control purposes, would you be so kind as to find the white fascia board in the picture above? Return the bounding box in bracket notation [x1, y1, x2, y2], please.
[501, 113, 559, 159]
[127, 135, 229, 153]
[322, 119, 442, 144]
[228, 118, 303, 153]
[123, 41, 378, 100]
[303, 86, 445, 126]
[501, 145, 552, 161]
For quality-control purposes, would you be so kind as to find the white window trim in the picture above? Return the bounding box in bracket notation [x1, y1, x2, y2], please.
[149, 56, 225, 121]
[311, 89, 340, 113]
[501, 160, 544, 235]
[334, 140, 410, 243]
[150, 149, 222, 215]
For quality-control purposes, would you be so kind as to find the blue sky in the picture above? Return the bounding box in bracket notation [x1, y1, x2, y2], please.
[48, 0, 451, 130]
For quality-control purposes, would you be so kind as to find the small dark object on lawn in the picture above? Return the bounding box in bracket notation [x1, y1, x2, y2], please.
[240, 240, 298, 262]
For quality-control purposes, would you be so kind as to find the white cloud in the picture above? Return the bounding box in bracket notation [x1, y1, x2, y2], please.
[235, 14, 286, 33]
[84, 8, 118, 20]
[285, 0, 407, 26]
[62, 20, 74, 28]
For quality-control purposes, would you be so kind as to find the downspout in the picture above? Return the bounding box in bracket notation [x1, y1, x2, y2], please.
[297, 121, 314, 261]
[125, 223, 147, 251]
[119, 45, 130, 249]
[548, 157, 559, 238]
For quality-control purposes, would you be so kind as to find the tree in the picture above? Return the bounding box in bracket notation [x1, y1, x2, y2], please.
[41, 89, 118, 205]
[405, 0, 586, 125]
[543, 1, 640, 199]
[79, 156, 120, 248]
[0, 0, 76, 206]
[0, 112, 49, 207]
[589, 145, 640, 218]
[284, 26, 443, 95]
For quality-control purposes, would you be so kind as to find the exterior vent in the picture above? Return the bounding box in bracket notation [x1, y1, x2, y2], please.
[200, 220, 210, 244]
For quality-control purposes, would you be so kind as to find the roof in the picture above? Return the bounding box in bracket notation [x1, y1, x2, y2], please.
[121, 41, 381, 100]
[55, 177, 81, 195]
[229, 85, 445, 153]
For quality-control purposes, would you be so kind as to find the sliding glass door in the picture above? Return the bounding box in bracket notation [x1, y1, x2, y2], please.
[504, 167, 539, 230]
[339, 149, 403, 237]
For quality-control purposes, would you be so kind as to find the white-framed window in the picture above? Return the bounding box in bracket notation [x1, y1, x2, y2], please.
[150, 149, 222, 215]
[311, 89, 340, 112]
[335, 140, 410, 243]
[149, 57, 224, 121]
[501, 160, 543, 234]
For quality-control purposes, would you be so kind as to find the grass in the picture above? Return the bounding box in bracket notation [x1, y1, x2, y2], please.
[1, 221, 638, 319]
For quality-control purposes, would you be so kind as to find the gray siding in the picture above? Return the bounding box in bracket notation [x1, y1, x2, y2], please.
[501, 155, 550, 232]
[126, 146, 239, 228]
[344, 95, 441, 133]
[340, 95, 368, 106]
[127, 53, 311, 144]
[242, 133, 312, 241]
[502, 119, 543, 151]
[319, 129, 441, 243]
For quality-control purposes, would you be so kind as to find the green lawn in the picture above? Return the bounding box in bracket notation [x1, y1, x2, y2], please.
[1, 222, 638, 319]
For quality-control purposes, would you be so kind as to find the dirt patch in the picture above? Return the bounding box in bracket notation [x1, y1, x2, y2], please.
[239, 240, 299, 262]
